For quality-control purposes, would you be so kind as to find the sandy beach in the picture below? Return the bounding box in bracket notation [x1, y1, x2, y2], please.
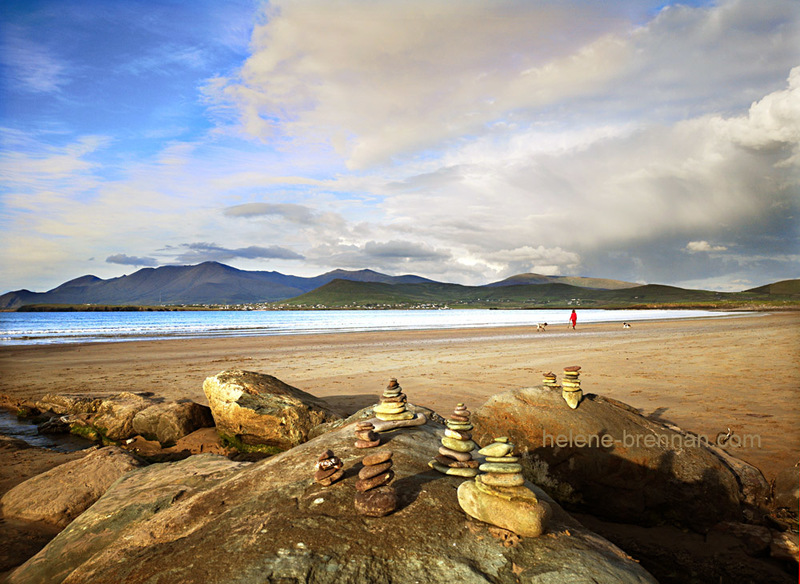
[1, 311, 798, 481]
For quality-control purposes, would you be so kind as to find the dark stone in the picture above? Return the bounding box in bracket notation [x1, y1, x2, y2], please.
[317, 468, 344, 487]
[354, 486, 398, 517]
[358, 461, 392, 480]
[435, 455, 478, 468]
[314, 467, 339, 481]
[355, 439, 380, 448]
[362, 450, 393, 466]
[355, 470, 394, 492]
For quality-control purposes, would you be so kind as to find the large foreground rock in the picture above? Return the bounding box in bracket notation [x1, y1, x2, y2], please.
[1, 446, 145, 528]
[203, 369, 342, 450]
[472, 386, 770, 532]
[35, 392, 214, 445]
[131, 399, 214, 446]
[9, 418, 656, 584]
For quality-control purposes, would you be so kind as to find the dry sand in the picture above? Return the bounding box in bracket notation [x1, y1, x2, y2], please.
[1, 311, 798, 480]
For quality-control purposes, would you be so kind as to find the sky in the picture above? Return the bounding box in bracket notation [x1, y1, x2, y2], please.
[1, 0, 798, 294]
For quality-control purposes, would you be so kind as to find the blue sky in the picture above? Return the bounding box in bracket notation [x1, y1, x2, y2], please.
[1, 0, 798, 293]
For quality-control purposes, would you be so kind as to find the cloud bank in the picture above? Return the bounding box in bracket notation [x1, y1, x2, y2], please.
[1, 0, 798, 292]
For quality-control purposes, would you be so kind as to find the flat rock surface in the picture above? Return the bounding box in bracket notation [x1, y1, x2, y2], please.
[1, 446, 145, 528]
[8, 420, 656, 584]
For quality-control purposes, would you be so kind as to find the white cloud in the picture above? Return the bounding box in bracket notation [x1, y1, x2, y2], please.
[686, 241, 728, 253]
[206, 1, 638, 168]
[0, 28, 69, 93]
[207, 0, 799, 171]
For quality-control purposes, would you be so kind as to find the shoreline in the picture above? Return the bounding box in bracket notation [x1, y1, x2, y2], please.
[0, 307, 752, 347]
[1, 312, 798, 480]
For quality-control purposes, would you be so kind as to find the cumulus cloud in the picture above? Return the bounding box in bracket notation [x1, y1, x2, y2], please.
[207, 0, 798, 169]
[106, 253, 159, 267]
[375, 64, 800, 285]
[205, 1, 637, 167]
[720, 66, 800, 152]
[173, 242, 305, 263]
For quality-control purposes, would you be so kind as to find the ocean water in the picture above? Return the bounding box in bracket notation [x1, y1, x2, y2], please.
[0, 308, 736, 346]
[0, 409, 94, 451]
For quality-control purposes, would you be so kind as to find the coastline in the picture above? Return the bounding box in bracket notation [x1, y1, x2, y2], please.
[1, 311, 797, 480]
[0, 307, 744, 346]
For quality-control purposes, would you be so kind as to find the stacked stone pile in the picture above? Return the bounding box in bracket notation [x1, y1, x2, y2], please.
[370, 378, 427, 432]
[429, 403, 479, 477]
[561, 366, 582, 409]
[542, 372, 558, 388]
[354, 450, 398, 517]
[314, 450, 344, 486]
[354, 421, 380, 448]
[476, 437, 525, 489]
[373, 378, 414, 421]
[457, 437, 552, 537]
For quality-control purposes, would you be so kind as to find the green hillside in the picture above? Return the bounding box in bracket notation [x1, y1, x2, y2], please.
[278, 279, 800, 309]
[746, 279, 800, 296]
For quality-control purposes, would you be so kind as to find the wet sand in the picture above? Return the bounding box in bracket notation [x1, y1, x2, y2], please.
[1, 311, 798, 480]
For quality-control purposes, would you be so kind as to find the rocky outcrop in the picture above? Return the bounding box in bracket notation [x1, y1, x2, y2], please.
[202, 370, 342, 451]
[8, 418, 656, 584]
[34, 392, 214, 446]
[472, 386, 769, 532]
[131, 400, 214, 446]
[87, 392, 153, 440]
[0, 446, 145, 528]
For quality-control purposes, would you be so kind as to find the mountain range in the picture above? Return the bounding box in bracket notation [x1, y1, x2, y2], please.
[0, 261, 638, 309]
[1, 261, 796, 310]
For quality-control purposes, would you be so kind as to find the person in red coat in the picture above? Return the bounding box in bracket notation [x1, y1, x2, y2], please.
[569, 309, 577, 330]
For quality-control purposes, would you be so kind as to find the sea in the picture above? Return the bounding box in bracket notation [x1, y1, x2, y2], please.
[0, 308, 738, 346]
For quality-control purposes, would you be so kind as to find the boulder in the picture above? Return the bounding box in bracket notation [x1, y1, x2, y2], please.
[131, 400, 214, 446]
[0, 446, 145, 528]
[202, 370, 342, 451]
[8, 419, 657, 584]
[89, 392, 153, 440]
[34, 392, 213, 445]
[772, 464, 799, 511]
[35, 393, 111, 415]
[471, 386, 767, 531]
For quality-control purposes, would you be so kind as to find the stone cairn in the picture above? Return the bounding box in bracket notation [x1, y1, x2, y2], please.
[354, 450, 398, 517]
[542, 371, 558, 388]
[476, 437, 525, 489]
[370, 378, 427, 432]
[354, 420, 380, 449]
[457, 437, 552, 537]
[428, 403, 479, 477]
[314, 449, 344, 487]
[561, 365, 582, 409]
[373, 378, 414, 421]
